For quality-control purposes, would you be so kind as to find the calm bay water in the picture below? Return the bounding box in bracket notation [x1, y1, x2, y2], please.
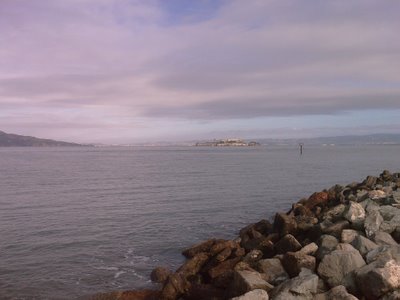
[0, 145, 399, 299]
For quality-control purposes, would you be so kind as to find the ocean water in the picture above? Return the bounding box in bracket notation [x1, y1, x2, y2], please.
[0, 145, 399, 299]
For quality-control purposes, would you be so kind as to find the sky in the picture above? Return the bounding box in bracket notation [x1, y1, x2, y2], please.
[1, 0, 400, 143]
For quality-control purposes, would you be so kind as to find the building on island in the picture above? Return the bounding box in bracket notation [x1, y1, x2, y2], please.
[195, 139, 261, 147]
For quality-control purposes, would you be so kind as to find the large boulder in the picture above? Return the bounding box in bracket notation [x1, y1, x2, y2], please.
[379, 206, 400, 221]
[351, 235, 379, 256]
[373, 231, 398, 246]
[274, 234, 302, 254]
[257, 258, 289, 285]
[343, 202, 366, 228]
[316, 235, 339, 261]
[303, 192, 329, 210]
[282, 252, 316, 278]
[365, 245, 400, 264]
[230, 289, 269, 300]
[208, 257, 241, 279]
[317, 249, 366, 290]
[274, 213, 297, 237]
[321, 204, 346, 222]
[365, 210, 384, 238]
[314, 285, 358, 300]
[161, 273, 191, 300]
[228, 270, 273, 298]
[355, 259, 400, 299]
[321, 220, 350, 238]
[177, 252, 209, 277]
[269, 270, 319, 300]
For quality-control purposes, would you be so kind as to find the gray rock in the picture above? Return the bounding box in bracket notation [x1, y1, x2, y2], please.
[315, 285, 358, 300]
[230, 289, 269, 300]
[380, 221, 396, 234]
[364, 210, 384, 238]
[355, 258, 400, 299]
[316, 235, 339, 261]
[365, 245, 400, 264]
[380, 205, 400, 221]
[229, 270, 273, 298]
[317, 249, 366, 289]
[373, 231, 398, 246]
[322, 204, 346, 221]
[257, 258, 289, 285]
[270, 272, 319, 300]
[356, 190, 370, 202]
[344, 202, 366, 227]
[335, 243, 359, 252]
[393, 191, 400, 203]
[341, 229, 359, 244]
[351, 235, 378, 256]
[390, 215, 400, 231]
[362, 198, 381, 214]
[322, 220, 350, 238]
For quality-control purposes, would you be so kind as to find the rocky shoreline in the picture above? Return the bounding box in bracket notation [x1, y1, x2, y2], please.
[92, 170, 400, 300]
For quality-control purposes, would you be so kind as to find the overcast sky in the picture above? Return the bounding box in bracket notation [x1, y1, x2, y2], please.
[1, 0, 400, 143]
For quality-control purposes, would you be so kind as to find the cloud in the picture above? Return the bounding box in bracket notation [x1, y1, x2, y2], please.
[0, 0, 399, 141]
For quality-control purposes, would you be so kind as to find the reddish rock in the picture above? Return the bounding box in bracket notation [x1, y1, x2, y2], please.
[150, 267, 171, 284]
[88, 290, 161, 300]
[182, 239, 216, 258]
[210, 240, 237, 256]
[303, 192, 329, 210]
[292, 203, 314, 217]
[233, 247, 246, 258]
[215, 247, 232, 262]
[208, 257, 241, 279]
[161, 273, 191, 300]
[177, 252, 210, 277]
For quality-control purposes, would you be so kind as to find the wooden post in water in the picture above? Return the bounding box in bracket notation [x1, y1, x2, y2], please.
[299, 143, 304, 155]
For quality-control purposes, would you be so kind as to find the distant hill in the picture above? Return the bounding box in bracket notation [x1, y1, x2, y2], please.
[0, 130, 86, 147]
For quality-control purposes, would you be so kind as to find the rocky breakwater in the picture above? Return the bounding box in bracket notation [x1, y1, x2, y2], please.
[91, 170, 400, 300]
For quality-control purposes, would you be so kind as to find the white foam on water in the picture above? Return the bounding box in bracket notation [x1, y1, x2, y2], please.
[114, 271, 126, 279]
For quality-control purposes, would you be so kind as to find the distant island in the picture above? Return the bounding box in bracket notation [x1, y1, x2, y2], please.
[195, 139, 261, 147]
[0, 130, 86, 147]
